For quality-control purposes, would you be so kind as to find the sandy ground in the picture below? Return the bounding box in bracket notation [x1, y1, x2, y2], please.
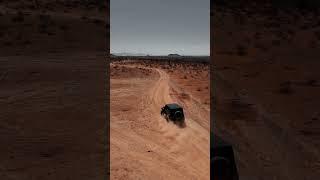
[212, 3, 320, 180]
[0, 1, 108, 179]
[110, 60, 210, 180]
[2, 1, 320, 179]
[0, 54, 106, 180]
[0, 1, 107, 56]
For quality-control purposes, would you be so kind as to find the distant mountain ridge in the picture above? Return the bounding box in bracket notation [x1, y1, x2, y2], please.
[111, 53, 209, 57]
[112, 52, 148, 56]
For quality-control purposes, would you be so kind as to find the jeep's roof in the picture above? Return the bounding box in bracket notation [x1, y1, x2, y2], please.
[166, 103, 182, 109]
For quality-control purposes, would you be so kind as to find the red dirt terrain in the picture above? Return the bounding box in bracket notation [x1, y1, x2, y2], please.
[0, 1, 108, 179]
[110, 60, 210, 179]
[212, 2, 320, 180]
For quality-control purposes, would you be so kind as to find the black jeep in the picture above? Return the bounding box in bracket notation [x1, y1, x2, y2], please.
[160, 103, 185, 123]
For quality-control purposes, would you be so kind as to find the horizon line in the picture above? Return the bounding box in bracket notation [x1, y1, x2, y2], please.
[110, 52, 209, 56]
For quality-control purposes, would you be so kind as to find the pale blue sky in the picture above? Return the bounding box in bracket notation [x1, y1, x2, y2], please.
[111, 0, 210, 56]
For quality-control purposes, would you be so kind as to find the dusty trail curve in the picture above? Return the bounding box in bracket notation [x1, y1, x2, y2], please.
[110, 64, 210, 180]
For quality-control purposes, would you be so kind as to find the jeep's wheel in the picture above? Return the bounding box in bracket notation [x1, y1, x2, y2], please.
[174, 111, 183, 120]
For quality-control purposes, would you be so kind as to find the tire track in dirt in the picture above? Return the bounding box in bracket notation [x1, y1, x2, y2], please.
[111, 64, 209, 179]
[143, 66, 210, 179]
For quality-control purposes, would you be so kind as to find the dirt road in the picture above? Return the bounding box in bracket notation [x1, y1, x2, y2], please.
[110, 64, 209, 180]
